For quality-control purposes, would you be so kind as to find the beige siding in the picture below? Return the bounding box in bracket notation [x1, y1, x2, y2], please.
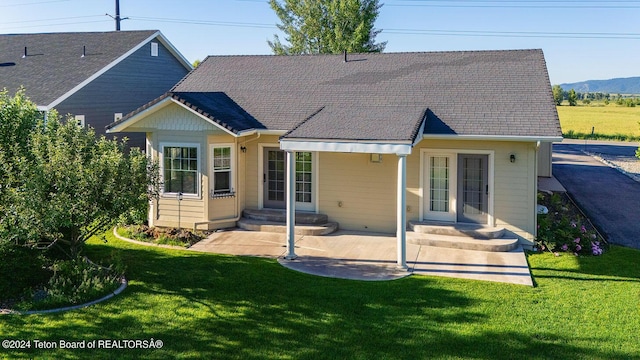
[207, 134, 239, 224]
[537, 141, 553, 177]
[318, 152, 397, 233]
[241, 136, 281, 210]
[411, 139, 537, 242]
[127, 103, 229, 133]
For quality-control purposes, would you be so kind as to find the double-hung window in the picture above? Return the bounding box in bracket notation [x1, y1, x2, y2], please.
[212, 145, 234, 196]
[162, 144, 199, 196]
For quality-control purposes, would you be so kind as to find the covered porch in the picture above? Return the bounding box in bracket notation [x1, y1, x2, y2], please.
[278, 138, 414, 270]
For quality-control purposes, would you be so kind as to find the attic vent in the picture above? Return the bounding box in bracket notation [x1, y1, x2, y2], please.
[81, 45, 86, 58]
[151, 42, 159, 57]
[22, 47, 27, 58]
[75, 115, 85, 127]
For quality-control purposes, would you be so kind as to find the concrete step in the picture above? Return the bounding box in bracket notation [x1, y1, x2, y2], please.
[237, 218, 339, 236]
[409, 220, 505, 239]
[243, 209, 328, 225]
[408, 233, 519, 252]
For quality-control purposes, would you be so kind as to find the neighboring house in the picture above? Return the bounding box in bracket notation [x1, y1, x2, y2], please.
[107, 49, 562, 265]
[0, 30, 191, 149]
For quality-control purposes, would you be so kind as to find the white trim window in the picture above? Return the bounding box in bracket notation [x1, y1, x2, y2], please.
[161, 143, 200, 197]
[151, 42, 159, 57]
[211, 145, 234, 197]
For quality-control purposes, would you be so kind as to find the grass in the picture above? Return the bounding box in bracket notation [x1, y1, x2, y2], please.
[557, 105, 640, 141]
[1, 232, 639, 359]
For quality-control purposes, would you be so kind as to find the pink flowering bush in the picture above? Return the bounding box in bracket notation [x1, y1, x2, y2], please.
[536, 192, 606, 256]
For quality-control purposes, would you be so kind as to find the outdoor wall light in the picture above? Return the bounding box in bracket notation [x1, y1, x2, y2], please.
[240, 146, 247, 153]
[370, 153, 382, 163]
[510, 154, 516, 163]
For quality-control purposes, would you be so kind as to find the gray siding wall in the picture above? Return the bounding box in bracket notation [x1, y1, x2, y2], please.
[54, 38, 189, 149]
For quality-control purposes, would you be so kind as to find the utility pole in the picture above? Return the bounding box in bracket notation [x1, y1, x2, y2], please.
[106, 0, 128, 31]
[115, 0, 121, 31]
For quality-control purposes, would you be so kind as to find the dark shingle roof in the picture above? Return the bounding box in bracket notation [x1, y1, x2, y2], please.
[172, 92, 266, 133]
[171, 49, 561, 140]
[0, 30, 158, 106]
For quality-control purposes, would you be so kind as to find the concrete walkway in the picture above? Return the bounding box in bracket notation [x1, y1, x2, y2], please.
[553, 140, 640, 250]
[190, 230, 534, 286]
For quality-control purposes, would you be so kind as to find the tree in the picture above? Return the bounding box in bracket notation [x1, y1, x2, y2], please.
[552, 85, 564, 106]
[568, 89, 578, 106]
[0, 89, 43, 245]
[268, 0, 386, 55]
[0, 91, 156, 257]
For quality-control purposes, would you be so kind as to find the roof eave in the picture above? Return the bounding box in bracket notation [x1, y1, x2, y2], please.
[421, 134, 564, 142]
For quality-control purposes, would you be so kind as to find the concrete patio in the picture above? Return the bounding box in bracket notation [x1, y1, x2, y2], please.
[189, 229, 534, 286]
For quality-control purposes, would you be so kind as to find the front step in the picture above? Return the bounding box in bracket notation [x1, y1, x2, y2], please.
[237, 218, 338, 236]
[238, 209, 338, 236]
[409, 220, 505, 239]
[408, 233, 519, 252]
[243, 208, 328, 225]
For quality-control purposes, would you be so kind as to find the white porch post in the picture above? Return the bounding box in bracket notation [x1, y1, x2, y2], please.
[285, 150, 297, 260]
[397, 154, 408, 269]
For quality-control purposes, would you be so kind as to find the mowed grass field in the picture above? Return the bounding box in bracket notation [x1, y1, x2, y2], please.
[557, 105, 640, 140]
[1, 233, 640, 359]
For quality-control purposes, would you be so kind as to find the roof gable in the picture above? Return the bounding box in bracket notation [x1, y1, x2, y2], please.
[0, 30, 191, 108]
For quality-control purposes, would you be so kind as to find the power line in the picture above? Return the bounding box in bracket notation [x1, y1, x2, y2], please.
[0, 15, 104, 25]
[385, 28, 640, 40]
[0, 0, 70, 8]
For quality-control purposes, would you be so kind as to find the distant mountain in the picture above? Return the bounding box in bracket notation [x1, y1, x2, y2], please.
[559, 76, 640, 94]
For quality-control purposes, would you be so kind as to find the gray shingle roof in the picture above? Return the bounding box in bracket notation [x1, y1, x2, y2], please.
[170, 49, 561, 140]
[0, 30, 158, 106]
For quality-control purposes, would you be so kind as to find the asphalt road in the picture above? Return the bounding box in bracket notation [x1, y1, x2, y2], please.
[552, 140, 640, 250]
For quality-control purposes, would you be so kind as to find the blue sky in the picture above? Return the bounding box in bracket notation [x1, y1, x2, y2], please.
[1, 0, 639, 84]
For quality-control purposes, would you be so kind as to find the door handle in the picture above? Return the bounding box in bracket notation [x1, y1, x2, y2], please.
[486, 185, 488, 195]
[263, 173, 266, 183]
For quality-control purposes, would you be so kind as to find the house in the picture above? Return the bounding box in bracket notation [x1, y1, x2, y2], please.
[107, 49, 562, 266]
[0, 30, 191, 148]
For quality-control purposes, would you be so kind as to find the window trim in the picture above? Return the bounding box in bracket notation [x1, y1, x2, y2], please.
[159, 142, 201, 199]
[420, 148, 495, 225]
[151, 42, 159, 57]
[210, 144, 235, 198]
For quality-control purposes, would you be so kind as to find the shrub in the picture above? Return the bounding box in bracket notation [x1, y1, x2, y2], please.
[0, 243, 50, 302]
[28, 257, 124, 310]
[536, 192, 605, 256]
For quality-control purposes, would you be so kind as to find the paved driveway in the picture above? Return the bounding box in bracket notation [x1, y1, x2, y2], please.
[552, 140, 640, 249]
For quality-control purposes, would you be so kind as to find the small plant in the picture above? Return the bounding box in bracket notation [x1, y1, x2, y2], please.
[120, 225, 207, 247]
[536, 192, 606, 256]
[23, 257, 124, 310]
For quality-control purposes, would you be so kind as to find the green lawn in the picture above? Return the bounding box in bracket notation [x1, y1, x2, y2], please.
[558, 105, 640, 141]
[2, 232, 639, 359]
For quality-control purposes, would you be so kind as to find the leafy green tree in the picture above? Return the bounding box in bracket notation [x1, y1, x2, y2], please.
[268, 0, 386, 55]
[568, 89, 578, 106]
[552, 85, 564, 106]
[0, 89, 43, 245]
[19, 117, 152, 256]
[0, 92, 156, 257]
